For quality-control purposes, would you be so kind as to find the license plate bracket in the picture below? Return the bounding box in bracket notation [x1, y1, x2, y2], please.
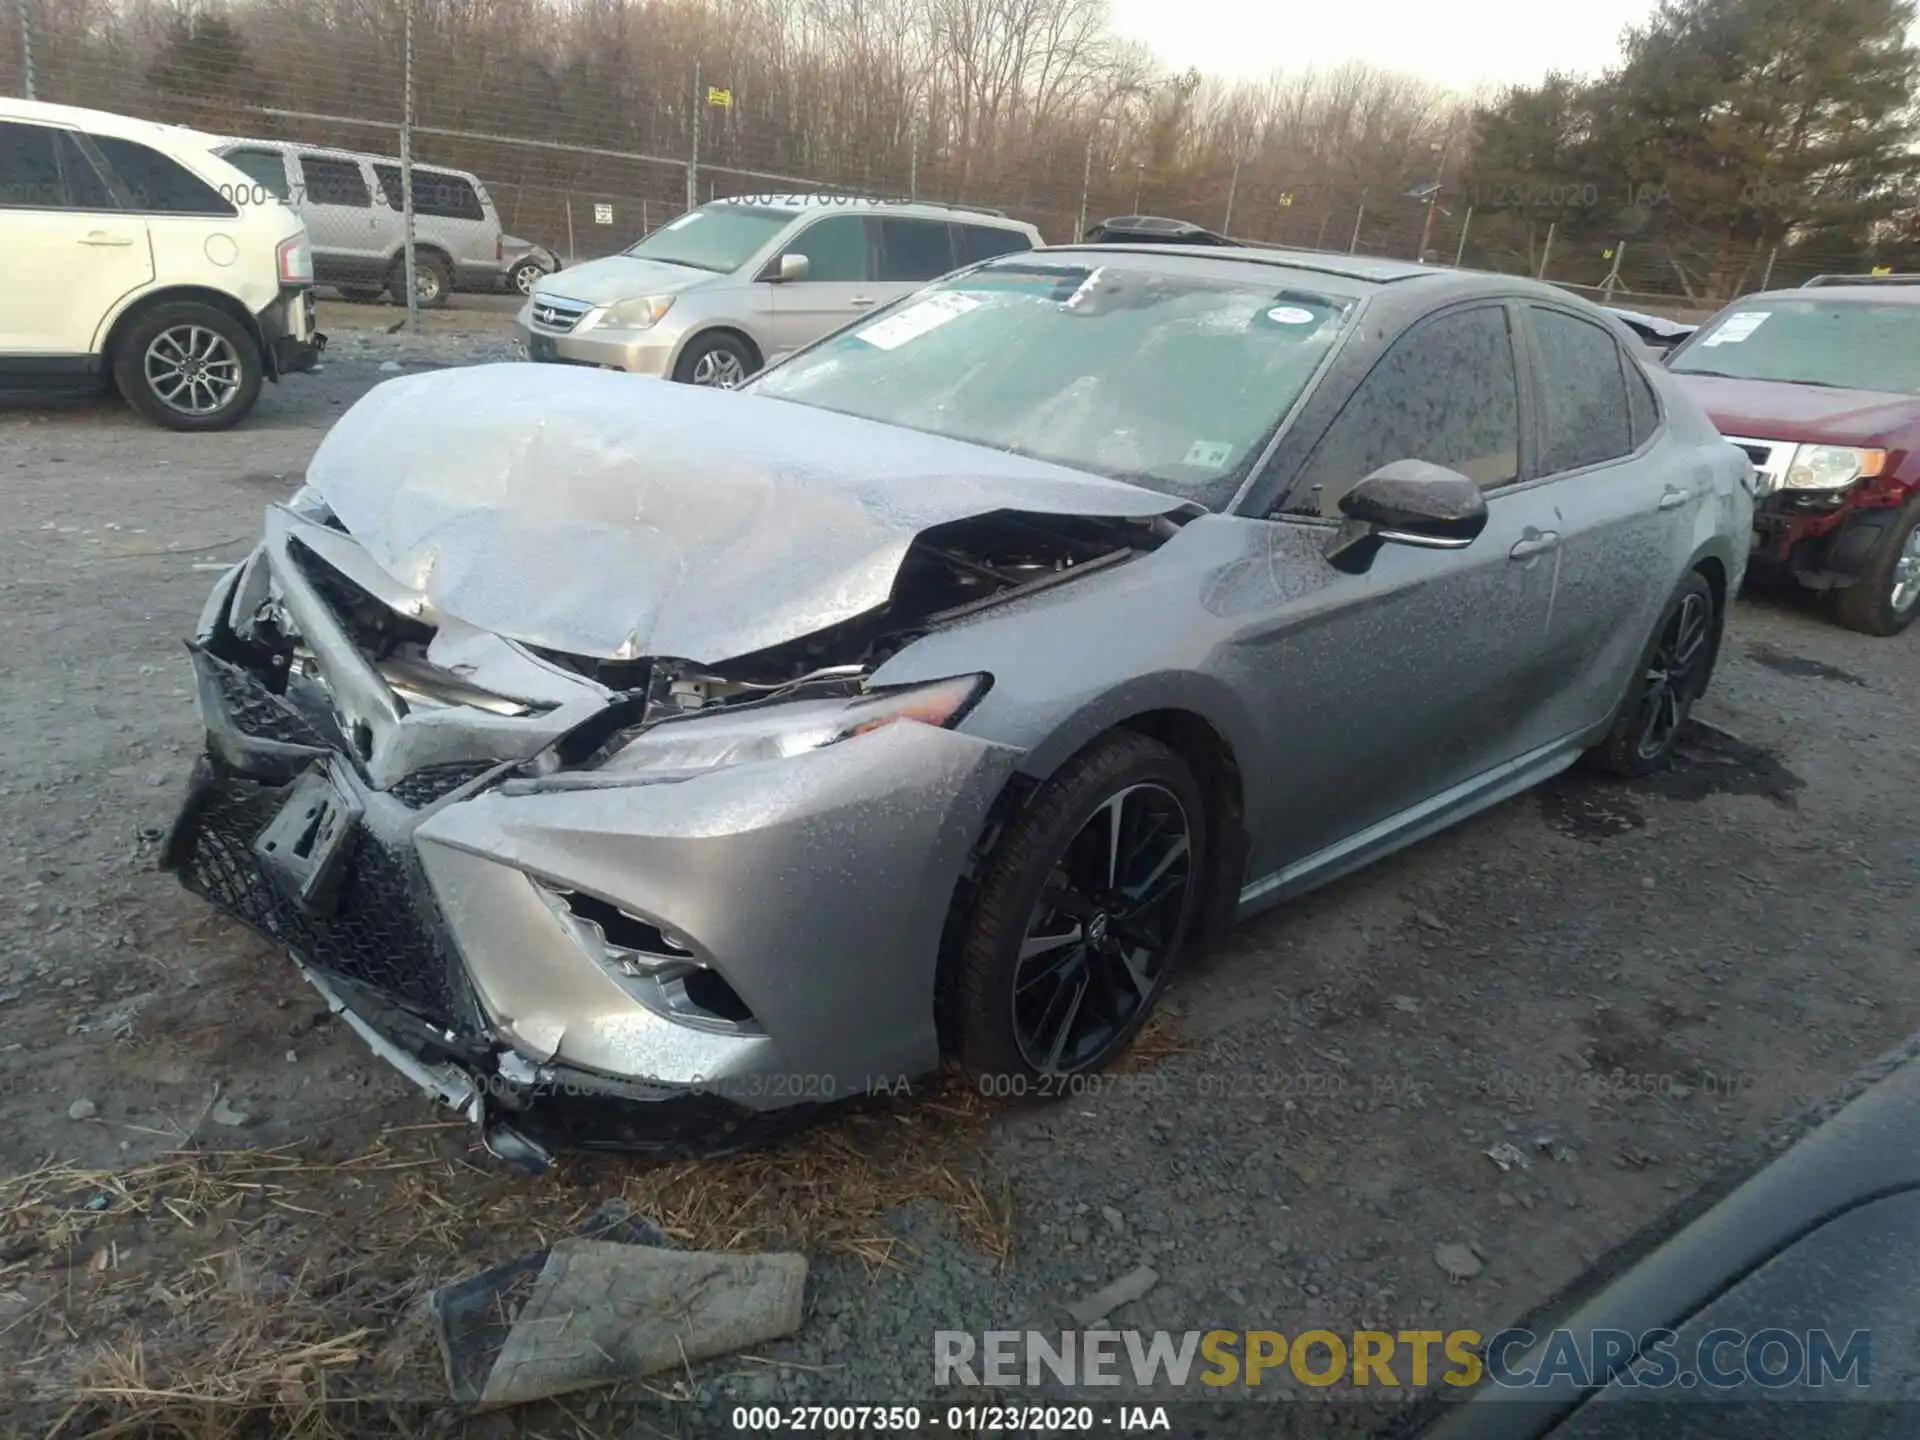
[253, 766, 361, 917]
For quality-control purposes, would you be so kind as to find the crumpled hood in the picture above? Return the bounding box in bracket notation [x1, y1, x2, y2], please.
[304, 364, 1185, 662]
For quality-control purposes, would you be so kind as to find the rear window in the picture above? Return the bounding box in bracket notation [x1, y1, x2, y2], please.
[954, 222, 1032, 265]
[89, 134, 236, 216]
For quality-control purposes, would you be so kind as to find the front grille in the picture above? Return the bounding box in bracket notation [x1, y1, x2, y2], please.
[175, 774, 462, 1025]
[387, 761, 499, 808]
[209, 656, 331, 748]
[529, 296, 591, 333]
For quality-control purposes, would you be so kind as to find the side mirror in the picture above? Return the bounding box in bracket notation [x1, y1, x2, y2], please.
[1324, 460, 1488, 573]
[766, 252, 808, 283]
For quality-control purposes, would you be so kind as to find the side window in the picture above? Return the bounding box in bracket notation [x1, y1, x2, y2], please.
[88, 134, 235, 216]
[223, 149, 290, 200]
[878, 217, 956, 281]
[952, 222, 1031, 265]
[372, 165, 485, 220]
[299, 154, 371, 208]
[1625, 357, 1662, 448]
[784, 215, 875, 283]
[0, 123, 113, 210]
[1285, 306, 1522, 518]
[1531, 307, 1634, 472]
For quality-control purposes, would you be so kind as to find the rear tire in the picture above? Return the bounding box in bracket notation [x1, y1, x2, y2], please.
[1832, 500, 1920, 636]
[1587, 570, 1719, 777]
[111, 302, 262, 433]
[388, 252, 451, 309]
[952, 732, 1207, 1090]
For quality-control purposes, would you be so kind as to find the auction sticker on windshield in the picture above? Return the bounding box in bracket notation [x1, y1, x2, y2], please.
[856, 291, 984, 350]
[1266, 305, 1318, 325]
[1702, 311, 1770, 346]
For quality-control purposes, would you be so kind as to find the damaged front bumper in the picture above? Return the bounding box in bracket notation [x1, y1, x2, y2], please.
[164, 517, 1021, 1162]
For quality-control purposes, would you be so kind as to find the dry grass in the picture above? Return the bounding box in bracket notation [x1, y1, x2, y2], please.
[0, 1069, 1030, 1438]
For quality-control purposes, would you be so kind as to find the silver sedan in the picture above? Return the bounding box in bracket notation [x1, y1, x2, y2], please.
[165, 246, 1753, 1168]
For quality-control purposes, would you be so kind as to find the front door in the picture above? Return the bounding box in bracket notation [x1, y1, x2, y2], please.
[1240, 302, 1569, 873]
[765, 214, 881, 354]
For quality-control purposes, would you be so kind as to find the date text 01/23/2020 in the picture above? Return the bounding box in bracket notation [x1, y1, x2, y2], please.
[728, 1404, 1174, 1432]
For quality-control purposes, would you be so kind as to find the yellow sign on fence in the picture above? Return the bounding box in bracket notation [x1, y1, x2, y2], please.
[707, 87, 733, 109]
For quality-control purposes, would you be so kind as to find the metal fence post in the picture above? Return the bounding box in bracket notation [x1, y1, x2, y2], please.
[1223, 158, 1239, 234]
[1347, 194, 1366, 254]
[909, 116, 919, 200]
[400, 0, 418, 336]
[1760, 245, 1778, 291]
[16, 0, 34, 100]
[1537, 222, 1555, 280]
[565, 193, 576, 265]
[1453, 205, 1472, 267]
[687, 62, 700, 214]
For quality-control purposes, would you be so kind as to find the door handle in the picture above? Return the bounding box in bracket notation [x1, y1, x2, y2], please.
[80, 231, 135, 246]
[1657, 488, 1693, 511]
[1509, 531, 1560, 560]
[849, 296, 877, 307]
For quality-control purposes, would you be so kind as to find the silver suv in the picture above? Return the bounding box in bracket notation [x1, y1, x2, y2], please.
[214, 139, 505, 308]
[517, 195, 1042, 385]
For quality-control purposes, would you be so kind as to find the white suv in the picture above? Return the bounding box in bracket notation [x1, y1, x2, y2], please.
[0, 99, 323, 431]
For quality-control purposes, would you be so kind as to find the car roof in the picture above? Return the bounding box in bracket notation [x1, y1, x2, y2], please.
[705, 193, 1031, 228]
[219, 135, 482, 182]
[0, 97, 224, 152]
[1730, 284, 1920, 306]
[1013, 243, 1591, 312]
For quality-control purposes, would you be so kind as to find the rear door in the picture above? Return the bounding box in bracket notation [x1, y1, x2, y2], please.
[293, 152, 382, 284]
[83, 132, 242, 334]
[876, 215, 959, 295]
[764, 213, 880, 353]
[0, 119, 149, 356]
[373, 164, 497, 286]
[1517, 303, 1696, 735]
[1246, 302, 1566, 869]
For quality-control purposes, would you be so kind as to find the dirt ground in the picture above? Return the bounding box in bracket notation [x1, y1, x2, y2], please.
[0, 318, 1915, 1437]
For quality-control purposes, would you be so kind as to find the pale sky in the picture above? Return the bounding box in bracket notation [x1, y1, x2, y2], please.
[1107, 0, 1665, 94]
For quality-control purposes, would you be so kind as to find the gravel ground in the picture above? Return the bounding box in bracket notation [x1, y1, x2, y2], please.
[1, 326, 1916, 1437]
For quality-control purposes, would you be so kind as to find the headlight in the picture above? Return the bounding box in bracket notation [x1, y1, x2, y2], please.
[600, 674, 989, 776]
[1783, 444, 1885, 490]
[599, 295, 676, 330]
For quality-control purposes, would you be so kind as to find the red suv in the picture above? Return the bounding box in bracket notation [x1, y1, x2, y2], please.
[1664, 279, 1920, 634]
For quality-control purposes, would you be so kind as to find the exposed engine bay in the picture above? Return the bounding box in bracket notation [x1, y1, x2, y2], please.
[212, 500, 1184, 788]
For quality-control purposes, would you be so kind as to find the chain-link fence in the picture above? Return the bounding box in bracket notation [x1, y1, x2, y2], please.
[4, 0, 1894, 327]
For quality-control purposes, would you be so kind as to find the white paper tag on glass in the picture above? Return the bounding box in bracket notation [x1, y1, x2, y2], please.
[1702, 311, 1770, 346]
[1184, 439, 1233, 468]
[855, 291, 983, 350]
[1266, 305, 1317, 325]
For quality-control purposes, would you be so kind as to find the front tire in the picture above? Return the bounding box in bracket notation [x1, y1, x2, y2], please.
[953, 732, 1207, 1088]
[1588, 570, 1719, 776]
[508, 260, 544, 296]
[672, 331, 757, 387]
[112, 302, 262, 432]
[1833, 500, 1920, 636]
